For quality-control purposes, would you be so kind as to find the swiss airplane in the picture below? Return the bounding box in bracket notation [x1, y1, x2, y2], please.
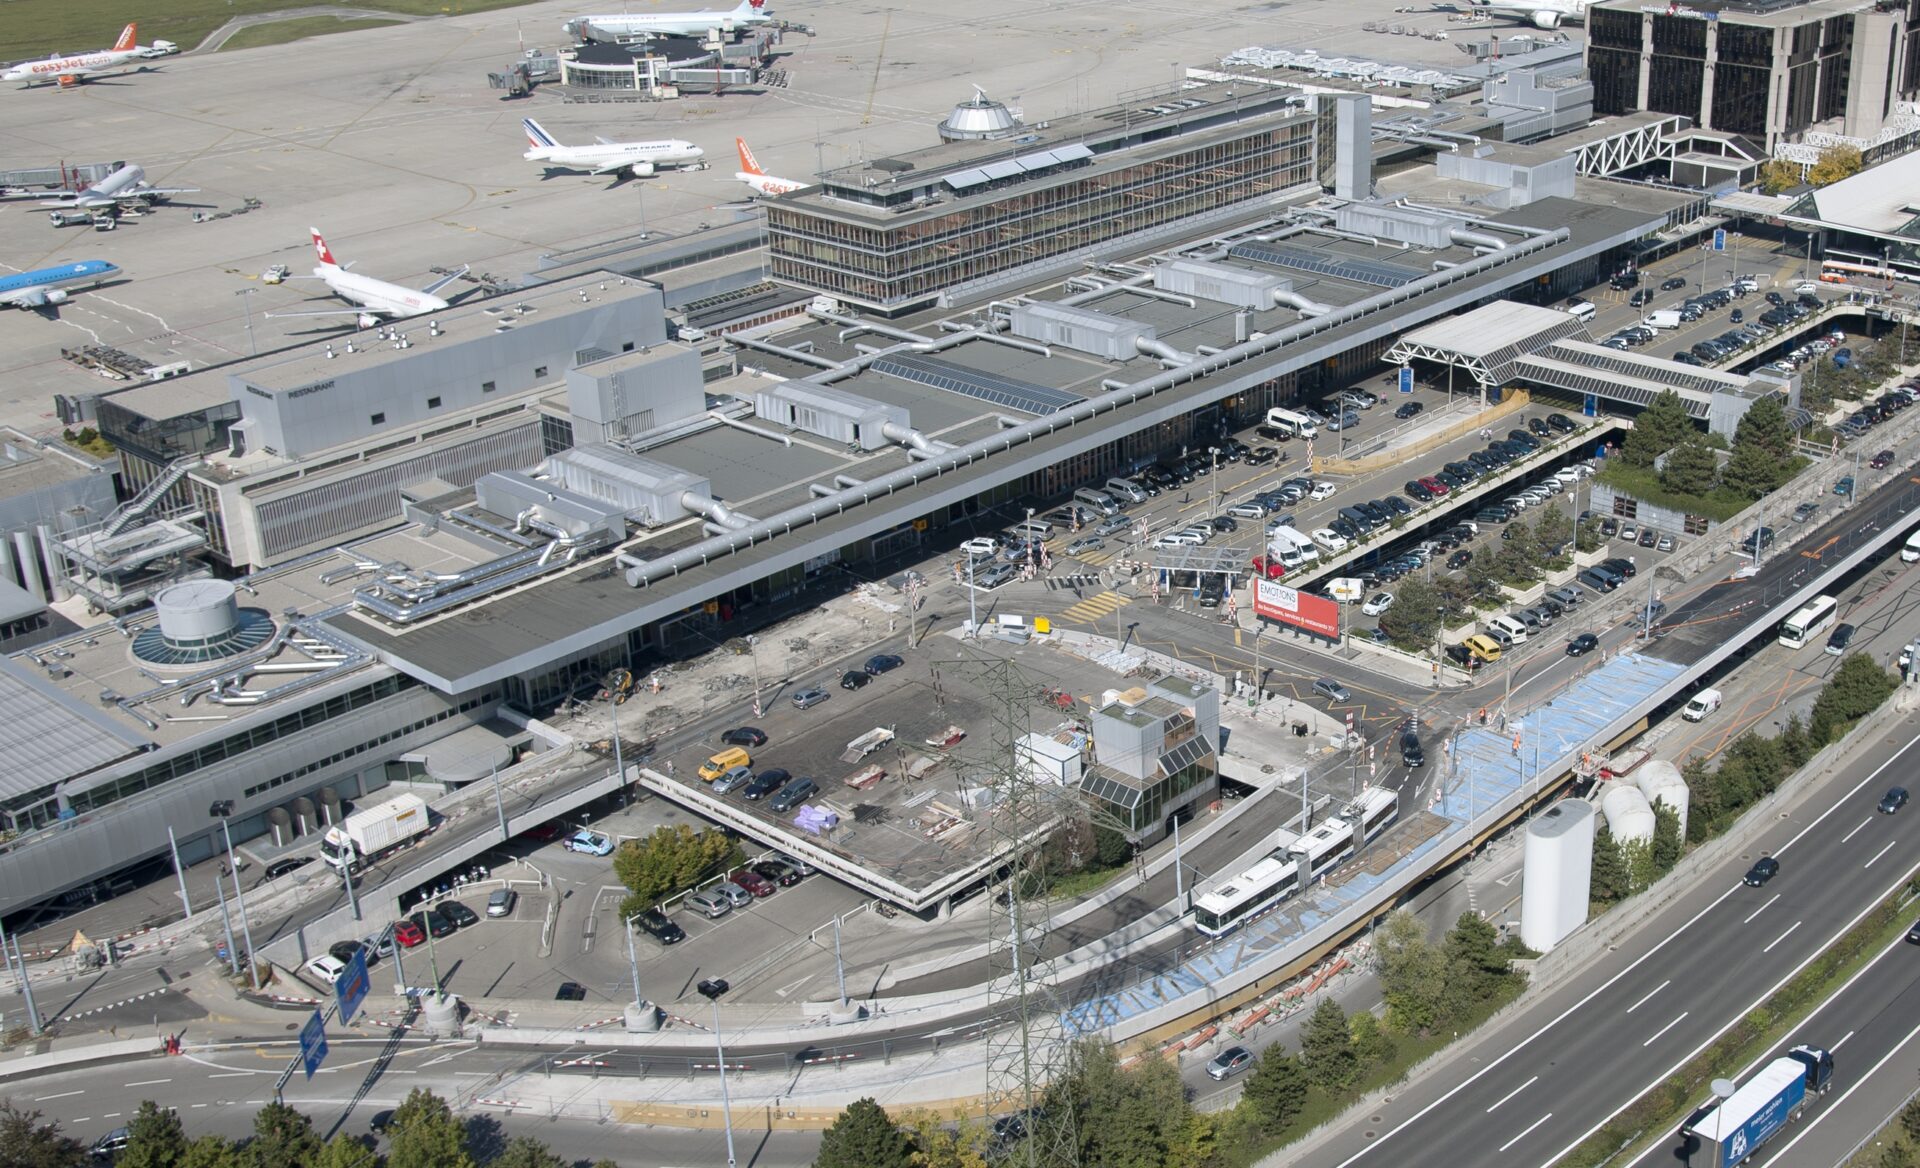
[522, 118, 705, 178]
[3, 24, 178, 86]
[0, 260, 120, 311]
[734, 138, 809, 197]
[34, 164, 198, 209]
[264, 228, 468, 328]
[564, 0, 773, 42]
[1466, 0, 1593, 28]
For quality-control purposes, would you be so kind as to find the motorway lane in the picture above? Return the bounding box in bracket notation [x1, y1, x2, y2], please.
[1299, 710, 1920, 1167]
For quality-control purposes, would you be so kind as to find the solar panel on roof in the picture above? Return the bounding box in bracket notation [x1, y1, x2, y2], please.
[871, 354, 1084, 415]
[944, 168, 990, 191]
[1227, 242, 1424, 288]
[980, 159, 1023, 180]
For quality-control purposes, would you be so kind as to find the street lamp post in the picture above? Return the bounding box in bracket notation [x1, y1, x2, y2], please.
[235, 288, 258, 357]
[697, 979, 738, 1168]
[967, 552, 979, 638]
[210, 802, 261, 989]
[745, 635, 763, 717]
[622, 910, 648, 1008]
[1209, 446, 1221, 514]
[1251, 624, 1264, 707]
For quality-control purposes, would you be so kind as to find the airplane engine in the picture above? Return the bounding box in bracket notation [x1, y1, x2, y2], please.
[42, 289, 69, 305]
[1533, 10, 1563, 27]
[357, 312, 379, 328]
[629, 162, 657, 178]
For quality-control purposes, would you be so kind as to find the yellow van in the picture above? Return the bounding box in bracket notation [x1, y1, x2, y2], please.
[698, 746, 752, 781]
[1465, 635, 1503, 663]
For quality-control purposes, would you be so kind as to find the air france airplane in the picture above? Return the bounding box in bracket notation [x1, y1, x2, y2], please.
[522, 118, 704, 178]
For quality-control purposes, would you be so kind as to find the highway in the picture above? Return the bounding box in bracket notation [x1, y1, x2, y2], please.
[1300, 711, 1920, 1167]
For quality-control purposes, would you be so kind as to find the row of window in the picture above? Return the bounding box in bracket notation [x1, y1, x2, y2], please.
[243, 692, 493, 798]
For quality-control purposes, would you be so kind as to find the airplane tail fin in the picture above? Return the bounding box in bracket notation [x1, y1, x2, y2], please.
[310, 227, 339, 268]
[113, 23, 138, 51]
[743, 0, 766, 11]
[523, 118, 560, 150]
[735, 137, 764, 175]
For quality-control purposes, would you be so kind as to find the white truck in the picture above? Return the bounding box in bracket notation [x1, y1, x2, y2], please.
[1681, 688, 1723, 722]
[321, 793, 430, 871]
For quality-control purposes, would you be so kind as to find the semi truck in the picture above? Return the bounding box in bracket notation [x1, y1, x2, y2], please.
[320, 793, 430, 871]
[1682, 1045, 1833, 1168]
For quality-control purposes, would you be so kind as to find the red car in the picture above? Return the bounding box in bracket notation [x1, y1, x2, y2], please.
[1420, 475, 1450, 497]
[1870, 449, 1896, 469]
[1250, 554, 1286, 580]
[730, 870, 777, 898]
[393, 919, 426, 948]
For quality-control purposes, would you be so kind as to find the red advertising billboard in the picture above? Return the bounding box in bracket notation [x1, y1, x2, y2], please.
[1253, 579, 1340, 639]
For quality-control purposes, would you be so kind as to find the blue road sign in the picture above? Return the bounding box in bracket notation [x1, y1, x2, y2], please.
[335, 949, 370, 1024]
[299, 1010, 328, 1080]
[1398, 365, 1414, 394]
[1713, 227, 1727, 252]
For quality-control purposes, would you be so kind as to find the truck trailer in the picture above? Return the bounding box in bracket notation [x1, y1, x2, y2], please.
[1682, 1045, 1833, 1168]
[320, 793, 430, 871]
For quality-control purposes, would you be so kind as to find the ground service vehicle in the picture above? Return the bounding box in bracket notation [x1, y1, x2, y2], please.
[1681, 1046, 1832, 1168]
[322, 793, 429, 871]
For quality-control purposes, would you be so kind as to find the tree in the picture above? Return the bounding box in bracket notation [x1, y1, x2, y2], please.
[490, 1137, 564, 1168]
[1756, 159, 1804, 195]
[0, 1102, 87, 1168]
[1899, 1092, 1920, 1145]
[182, 1139, 248, 1168]
[903, 1110, 990, 1168]
[1778, 713, 1813, 769]
[1650, 803, 1683, 875]
[1809, 653, 1899, 745]
[120, 1102, 189, 1168]
[1575, 514, 1604, 554]
[1620, 391, 1694, 468]
[613, 824, 741, 916]
[1348, 1010, 1396, 1070]
[1044, 1039, 1204, 1168]
[815, 1099, 913, 1168]
[1659, 434, 1719, 497]
[1444, 912, 1509, 989]
[1379, 574, 1445, 648]
[1300, 998, 1358, 1093]
[1534, 504, 1573, 558]
[315, 1135, 380, 1168]
[1622, 838, 1658, 895]
[1590, 824, 1628, 906]
[385, 1090, 473, 1168]
[249, 1102, 323, 1168]
[1682, 757, 1720, 844]
[1240, 1050, 1310, 1135]
[1808, 144, 1864, 186]
[1375, 911, 1448, 1033]
[1092, 823, 1131, 869]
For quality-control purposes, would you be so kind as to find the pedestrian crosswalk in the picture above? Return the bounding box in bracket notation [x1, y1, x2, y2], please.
[1044, 574, 1103, 591]
[1056, 590, 1130, 625]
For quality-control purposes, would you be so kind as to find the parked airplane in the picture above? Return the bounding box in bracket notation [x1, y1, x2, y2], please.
[564, 0, 772, 42]
[1467, 0, 1592, 27]
[733, 138, 809, 197]
[0, 260, 120, 310]
[33, 164, 198, 209]
[3, 24, 178, 86]
[264, 229, 468, 327]
[522, 118, 705, 178]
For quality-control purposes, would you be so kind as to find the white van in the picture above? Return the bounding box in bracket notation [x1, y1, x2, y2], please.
[1904, 528, 1920, 563]
[1682, 688, 1723, 722]
[1273, 527, 1320, 562]
[1106, 477, 1149, 504]
[1487, 614, 1530, 643]
[1011, 519, 1055, 543]
[1072, 488, 1121, 516]
[1565, 301, 1597, 323]
[1264, 407, 1320, 439]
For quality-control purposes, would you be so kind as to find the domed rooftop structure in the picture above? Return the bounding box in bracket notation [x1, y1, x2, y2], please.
[132, 580, 275, 666]
[938, 86, 1022, 142]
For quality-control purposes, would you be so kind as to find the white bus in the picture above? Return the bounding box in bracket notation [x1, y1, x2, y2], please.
[1343, 786, 1399, 847]
[1779, 594, 1840, 649]
[1264, 407, 1320, 439]
[1191, 851, 1302, 937]
[1290, 819, 1356, 881]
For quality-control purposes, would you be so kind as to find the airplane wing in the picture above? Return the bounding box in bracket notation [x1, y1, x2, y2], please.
[420, 265, 470, 298]
[595, 136, 617, 145]
[263, 307, 392, 320]
[0, 287, 56, 309]
[590, 159, 633, 175]
[115, 185, 199, 202]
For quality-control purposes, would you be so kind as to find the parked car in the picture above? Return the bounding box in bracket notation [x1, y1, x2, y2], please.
[864, 653, 904, 675]
[770, 777, 820, 813]
[686, 890, 733, 919]
[487, 888, 517, 917]
[408, 909, 456, 940]
[1871, 449, 1897, 470]
[555, 981, 588, 1001]
[566, 830, 614, 856]
[332, 938, 371, 966]
[393, 919, 426, 948]
[712, 765, 755, 795]
[731, 869, 777, 897]
[742, 767, 789, 800]
[635, 908, 686, 944]
[791, 686, 831, 709]
[437, 901, 479, 929]
[752, 859, 803, 887]
[720, 726, 767, 747]
[305, 954, 348, 984]
[1362, 592, 1394, 617]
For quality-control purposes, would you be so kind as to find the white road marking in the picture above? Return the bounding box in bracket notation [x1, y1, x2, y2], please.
[1485, 1075, 1538, 1113]
[1497, 1112, 1552, 1153]
[207, 1072, 257, 1078]
[1832, 1029, 1856, 1051]
[125, 1079, 171, 1087]
[1763, 921, 1802, 953]
[1841, 816, 1873, 843]
[1864, 839, 1896, 868]
[35, 1091, 83, 1101]
[1743, 894, 1780, 924]
[1627, 980, 1670, 1013]
[1643, 1012, 1689, 1047]
[89, 295, 168, 331]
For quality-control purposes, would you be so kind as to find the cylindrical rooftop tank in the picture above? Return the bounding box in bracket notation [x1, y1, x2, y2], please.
[1520, 799, 1595, 953]
[1633, 760, 1690, 842]
[1601, 784, 1656, 846]
[154, 579, 239, 643]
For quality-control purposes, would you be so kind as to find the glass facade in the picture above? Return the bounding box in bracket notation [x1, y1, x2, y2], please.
[1647, 16, 1709, 122]
[97, 399, 241, 470]
[767, 122, 1314, 308]
[1590, 47, 1643, 116]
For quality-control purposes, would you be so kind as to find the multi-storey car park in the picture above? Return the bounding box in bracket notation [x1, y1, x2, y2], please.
[0, 76, 1822, 920]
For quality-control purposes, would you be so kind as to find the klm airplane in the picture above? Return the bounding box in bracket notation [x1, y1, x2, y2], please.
[0, 260, 119, 310]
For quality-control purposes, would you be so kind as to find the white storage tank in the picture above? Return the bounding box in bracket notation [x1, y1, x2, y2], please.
[1520, 799, 1594, 953]
[1633, 760, 1690, 842]
[1600, 783, 1656, 846]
